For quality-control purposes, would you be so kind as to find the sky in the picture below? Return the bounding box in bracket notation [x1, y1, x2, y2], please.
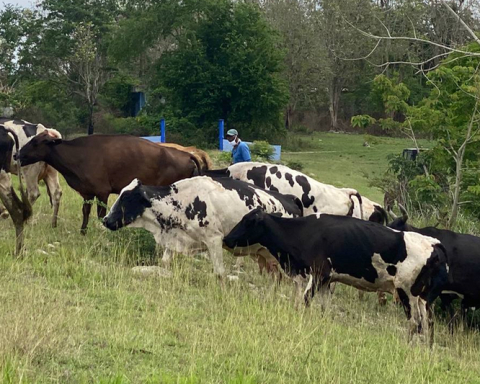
[0, 0, 36, 10]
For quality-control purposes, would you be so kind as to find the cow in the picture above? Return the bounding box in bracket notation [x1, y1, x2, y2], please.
[205, 162, 364, 218]
[159, 143, 213, 171]
[0, 119, 62, 227]
[102, 176, 303, 277]
[207, 162, 390, 303]
[388, 205, 480, 331]
[224, 210, 449, 345]
[0, 126, 32, 254]
[16, 132, 203, 234]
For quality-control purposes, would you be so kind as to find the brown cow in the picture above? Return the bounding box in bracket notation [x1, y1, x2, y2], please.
[16, 132, 202, 234]
[158, 143, 212, 171]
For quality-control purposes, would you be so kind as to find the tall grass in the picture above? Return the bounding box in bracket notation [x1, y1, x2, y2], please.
[0, 133, 480, 383]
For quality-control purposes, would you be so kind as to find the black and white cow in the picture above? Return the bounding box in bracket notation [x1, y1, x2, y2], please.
[224, 210, 448, 342]
[388, 206, 480, 329]
[206, 162, 364, 219]
[0, 119, 62, 227]
[103, 176, 303, 276]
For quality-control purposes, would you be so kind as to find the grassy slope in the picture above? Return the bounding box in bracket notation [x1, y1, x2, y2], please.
[1, 133, 480, 384]
[281, 133, 430, 202]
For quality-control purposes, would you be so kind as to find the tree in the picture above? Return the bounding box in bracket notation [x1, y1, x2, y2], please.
[69, 22, 110, 135]
[120, 0, 289, 142]
[260, 0, 327, 130]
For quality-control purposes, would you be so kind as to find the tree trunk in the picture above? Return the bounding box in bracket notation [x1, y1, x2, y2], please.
[285, 105, 292, 130]
[87, 105, 94, 135]
[329, 77, 341, 131]
[448, 156, 463, 229]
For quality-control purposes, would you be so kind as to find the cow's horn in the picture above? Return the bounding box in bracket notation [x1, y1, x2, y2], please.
[387, 206, 397, 220]
[398, 204, 408, 222]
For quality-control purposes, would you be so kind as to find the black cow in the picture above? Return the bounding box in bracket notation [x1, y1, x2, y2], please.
[388, 206, 480, 330]
[224, 209, 449, 343]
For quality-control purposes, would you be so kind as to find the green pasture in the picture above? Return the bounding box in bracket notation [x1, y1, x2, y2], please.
[1, 133, 480, 384]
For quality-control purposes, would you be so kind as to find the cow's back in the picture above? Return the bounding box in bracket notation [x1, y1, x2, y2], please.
[227, 162, 353, 215]
[58, 135, 197, 194]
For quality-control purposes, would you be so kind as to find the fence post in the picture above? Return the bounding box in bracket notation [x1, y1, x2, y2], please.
[160, 118, 166, 143]
[219, 119, 224, 151]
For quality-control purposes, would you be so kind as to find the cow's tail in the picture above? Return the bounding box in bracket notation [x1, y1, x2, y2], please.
[190, 153, 203, 176]
[346, 190, 363, 220]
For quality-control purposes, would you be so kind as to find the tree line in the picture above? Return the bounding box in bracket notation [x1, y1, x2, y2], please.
[0, 0, 476, 141]
[0, 0, 479, 225]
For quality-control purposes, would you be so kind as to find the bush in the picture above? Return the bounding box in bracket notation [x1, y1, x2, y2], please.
[250, 141, 275, 161]
[285, 160, 304, 171]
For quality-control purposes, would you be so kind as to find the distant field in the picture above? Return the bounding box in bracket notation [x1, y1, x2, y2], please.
[2, 133, 480, 384]
[281, 132, 431, 202]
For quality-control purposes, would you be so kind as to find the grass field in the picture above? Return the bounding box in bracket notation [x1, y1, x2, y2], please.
[1, 132, 480, 384]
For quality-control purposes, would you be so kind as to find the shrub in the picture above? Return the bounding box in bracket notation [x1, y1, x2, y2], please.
[250, 141, 275, 161]
[285, 160, 304, 171]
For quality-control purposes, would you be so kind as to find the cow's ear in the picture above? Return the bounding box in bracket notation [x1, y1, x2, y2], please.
[270, 212, 283, 218]
[45, 130, 62, 144]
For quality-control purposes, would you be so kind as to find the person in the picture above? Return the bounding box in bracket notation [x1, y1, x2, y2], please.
[226, 128, 251, 164]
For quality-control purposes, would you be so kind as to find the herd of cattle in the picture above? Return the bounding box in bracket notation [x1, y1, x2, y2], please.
[1, 119, 480, 346]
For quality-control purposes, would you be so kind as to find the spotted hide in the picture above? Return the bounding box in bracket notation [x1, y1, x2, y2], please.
[0, 118, 62, 227]
[103, 176, 303, 276]
[206, 162, 363, 218]
[389, 210, 480, 331]
[224, 211, 449, 344]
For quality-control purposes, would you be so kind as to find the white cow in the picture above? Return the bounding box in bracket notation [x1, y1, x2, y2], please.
[103, 176, 303, 276]
[0, 119, 62, 227]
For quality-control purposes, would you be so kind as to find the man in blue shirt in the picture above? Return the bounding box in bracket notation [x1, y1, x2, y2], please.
[226, 129, 251, 164]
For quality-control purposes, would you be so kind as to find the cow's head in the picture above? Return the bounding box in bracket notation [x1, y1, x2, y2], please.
[16, 130, 62, 166]
[387, 204, 413, 231]
[103, 179, 152, 231]
[223, 208, 268, 249]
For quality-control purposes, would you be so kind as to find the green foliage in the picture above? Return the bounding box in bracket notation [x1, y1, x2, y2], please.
[150, 0, 288, 144]
[351, 115, 376, 129]
[285, 160, 304, 171]
[250, 141, 275, 161]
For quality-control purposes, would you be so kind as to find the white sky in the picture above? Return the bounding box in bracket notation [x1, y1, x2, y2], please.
[0, 0, 36, 10]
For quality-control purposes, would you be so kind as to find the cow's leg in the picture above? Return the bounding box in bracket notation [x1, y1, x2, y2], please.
[0, 171, 32, 255]
[161, 248, 173, 268]
[23, 165, 41, 205]
[317, 278, 333, 311]
[293, 275, 308, 309]
[43, 169, 62, 228]
[257, 248, 282, 283]
[395, 288, 416, 340]
[427, 303, 435, 348]
[206, 238, 226, 277]
[80, 197, 94, 235]
[440, 294, 457, 334]
[96, 195, 109, 219]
